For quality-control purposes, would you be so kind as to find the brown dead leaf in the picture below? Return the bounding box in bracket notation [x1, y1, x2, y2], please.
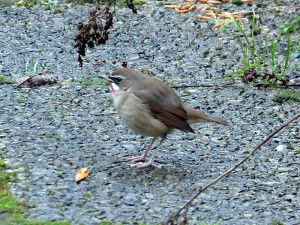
[17, 73, 57, 88]
[76, 167, 89, 183]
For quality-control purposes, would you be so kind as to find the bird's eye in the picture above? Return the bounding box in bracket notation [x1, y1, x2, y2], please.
[115, 77, 122, 83]
[109, 76, 123, 84]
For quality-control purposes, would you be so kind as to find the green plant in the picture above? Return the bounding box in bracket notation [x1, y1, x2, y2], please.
[221, 17, 300, 85]
[80, 77, 107, 87]
[231, 0, 243, 5]
[271, 221, 284, 225]
[0, 75, 15, 85]
[53, 8, 63, 13]
[197, 219, 221, 225]
[44, 4, 51, 10]
[24, 56, 40, 76]
[273, 89, 300, 103]
[118, 0, 145, 6]
[280, 17, 300, 54]
[16, 98, 25, 104]
[280, 17, 300, 35]
[24, 0, 58, 8]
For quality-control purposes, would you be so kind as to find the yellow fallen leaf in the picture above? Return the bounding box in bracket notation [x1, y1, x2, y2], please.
[14, 0, 24, 6]
[75, 167, 89, 183]
[207, 0, 222, 4]
[164, 5, 177, 9]
[197, 15, 211, 20]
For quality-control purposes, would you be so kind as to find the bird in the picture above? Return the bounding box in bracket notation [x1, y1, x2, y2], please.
[101, 68, 228, 168]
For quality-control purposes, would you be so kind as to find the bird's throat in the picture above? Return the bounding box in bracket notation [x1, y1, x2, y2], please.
[110, 83, 120, 97]
[110, 83, 115, 97]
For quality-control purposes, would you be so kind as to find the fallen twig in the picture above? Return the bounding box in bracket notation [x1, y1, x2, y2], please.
[164, 112, 300, 224]
[222, 6, 300, 17]
[171, 83, 300, 89]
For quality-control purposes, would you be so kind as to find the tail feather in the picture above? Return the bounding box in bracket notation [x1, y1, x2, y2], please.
[184, 105, 228, 125]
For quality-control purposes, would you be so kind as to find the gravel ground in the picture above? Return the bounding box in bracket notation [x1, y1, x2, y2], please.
[0, 0, 299, 224]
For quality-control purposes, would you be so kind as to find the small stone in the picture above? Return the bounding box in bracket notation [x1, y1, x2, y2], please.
[262, 211, 273, 217]
[102, 135, 110, 141]
[244, 213, 253, 218]
[14, 115, 22, 122]
[123, 193, 139, 206]
[73, 98, 81, 104]
[0, 143, 6, 150]
[276, 145, 285, 151]
[141, 199, 148, 205]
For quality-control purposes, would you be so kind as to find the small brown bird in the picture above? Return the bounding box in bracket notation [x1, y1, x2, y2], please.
[101, 68, 228, 168]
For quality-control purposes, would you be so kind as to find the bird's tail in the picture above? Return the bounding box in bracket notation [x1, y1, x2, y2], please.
[184, 105, 228, 125]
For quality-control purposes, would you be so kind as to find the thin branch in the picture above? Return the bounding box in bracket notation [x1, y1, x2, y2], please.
[171, 84, 238, 89]
[253, 84, 300, 89]
[232, 6, 300, 17]
[171, 83, 300, 89]
[164, 112, 300, 225]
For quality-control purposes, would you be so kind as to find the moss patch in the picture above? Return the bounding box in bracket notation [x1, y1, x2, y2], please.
[0, 151, 71, 225]
[0, 75, 15, 85]
[80, 77, 108, 87]
[273, 89, 300, 103]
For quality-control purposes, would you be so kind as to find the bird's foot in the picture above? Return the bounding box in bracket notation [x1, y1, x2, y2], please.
[129, 161, 162, 169]
[123, 155, 147, 163]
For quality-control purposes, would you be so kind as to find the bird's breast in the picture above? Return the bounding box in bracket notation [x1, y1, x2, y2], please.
[114, 92, 169, 137]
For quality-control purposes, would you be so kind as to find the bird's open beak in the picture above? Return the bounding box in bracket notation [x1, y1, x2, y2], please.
[99, 76, 112, 83]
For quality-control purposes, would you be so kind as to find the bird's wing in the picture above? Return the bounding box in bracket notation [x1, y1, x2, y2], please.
[131, 79, 194, 133]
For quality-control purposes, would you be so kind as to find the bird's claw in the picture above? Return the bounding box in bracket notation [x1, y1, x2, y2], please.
[123, 156, 147, 162]
[129, 161, 162, 169]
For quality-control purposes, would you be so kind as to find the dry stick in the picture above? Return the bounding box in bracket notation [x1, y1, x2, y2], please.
[235, 6, 300, 16]
[172, 84, 238, 89]
[164, 112, 300, 224]
[172, 83, 300, 89]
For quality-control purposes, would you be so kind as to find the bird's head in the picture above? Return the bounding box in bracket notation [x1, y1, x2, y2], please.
[101, 68, 145, 96]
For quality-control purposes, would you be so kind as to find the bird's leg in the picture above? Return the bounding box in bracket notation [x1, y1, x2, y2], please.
[130, 137, 166, 168]
[123, 138, 157, 162]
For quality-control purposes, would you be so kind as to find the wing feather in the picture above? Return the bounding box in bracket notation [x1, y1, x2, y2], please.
[130, 78, 194, 133]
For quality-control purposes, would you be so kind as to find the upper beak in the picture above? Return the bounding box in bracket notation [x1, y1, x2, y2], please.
[99, 76, 112, 83]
